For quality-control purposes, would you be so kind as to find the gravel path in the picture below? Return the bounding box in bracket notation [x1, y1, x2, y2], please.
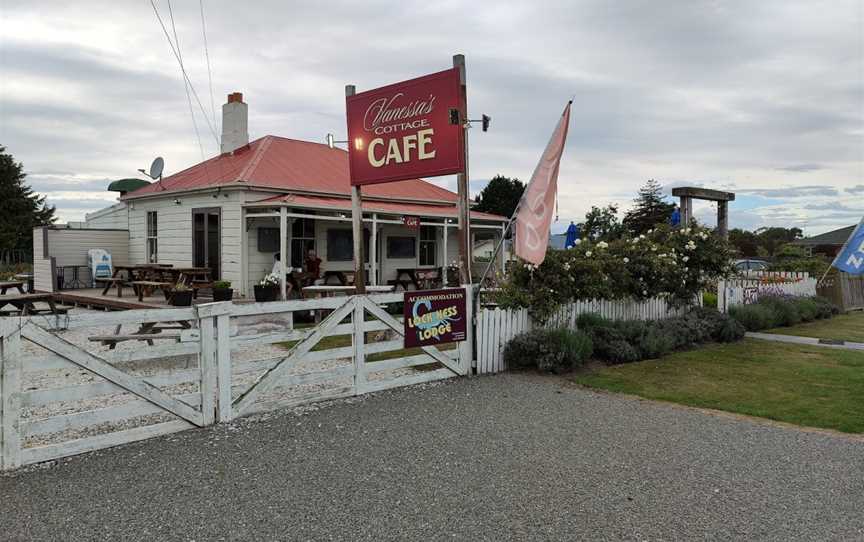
[2, 373, 863, 541]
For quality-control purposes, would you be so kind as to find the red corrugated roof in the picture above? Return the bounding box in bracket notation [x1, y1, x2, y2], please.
[126, 135, 459, 203]
[250, 193, 507, 221]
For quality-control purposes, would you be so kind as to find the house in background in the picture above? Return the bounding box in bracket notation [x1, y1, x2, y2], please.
[73, 92, 507, 298]
[792, 225, 856, 258]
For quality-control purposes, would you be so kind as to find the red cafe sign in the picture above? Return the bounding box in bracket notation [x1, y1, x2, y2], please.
[346, 68, 465, 186]
[402, 216, 420, 229]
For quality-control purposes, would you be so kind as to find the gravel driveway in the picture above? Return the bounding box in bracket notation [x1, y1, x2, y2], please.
[2, 373, 863, 541]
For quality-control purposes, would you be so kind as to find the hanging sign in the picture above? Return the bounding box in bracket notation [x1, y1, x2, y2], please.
[346, 68, 465, 186]
[402, 216, 420, 229]
[403, 288, 467, 348]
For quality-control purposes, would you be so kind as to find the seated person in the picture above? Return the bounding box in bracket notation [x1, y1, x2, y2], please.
[271, 253, 293, 295]
[304, 249, 323, 286]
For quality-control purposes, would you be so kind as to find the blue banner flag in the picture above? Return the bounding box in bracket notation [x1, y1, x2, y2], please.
[833, 218, 864, 275]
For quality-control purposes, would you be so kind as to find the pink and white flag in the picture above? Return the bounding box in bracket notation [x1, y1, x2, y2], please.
[514, 102, 572, 265]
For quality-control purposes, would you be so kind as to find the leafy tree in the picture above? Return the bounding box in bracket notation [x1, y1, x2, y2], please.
[728, 228, 760, 257]
[474, 175, 525, 218]
[0, 146, 56, 252]
[754, 227, 803, 257]
[622, 179, 676, 235]
[581, 204, 624, 241]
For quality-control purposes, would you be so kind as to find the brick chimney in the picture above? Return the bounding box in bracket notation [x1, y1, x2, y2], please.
[221, 92, 248, 154]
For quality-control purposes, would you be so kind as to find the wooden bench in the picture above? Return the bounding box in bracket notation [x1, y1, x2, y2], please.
[0, 281, 25, 295]
[96, 277, 127, 297]
[0, 293, 62, 315]
[131, 281, 174, 302]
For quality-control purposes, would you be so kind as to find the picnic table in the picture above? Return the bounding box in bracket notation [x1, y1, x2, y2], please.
[302, 284, 395, 322]
[322, 271, 356, 286]
[99, 264, 172, 298]
[390, 268, 441, 291]
[0, 293, 66, 316]
[88, 320, 194, 350]
[14, 273, 34, 292]
[0, 281, 25, 295]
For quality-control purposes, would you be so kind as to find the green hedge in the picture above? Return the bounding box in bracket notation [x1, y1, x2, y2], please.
[503, 328, 594, 373]
[575, 307, 745, 364]
[729, 295, 838, 332]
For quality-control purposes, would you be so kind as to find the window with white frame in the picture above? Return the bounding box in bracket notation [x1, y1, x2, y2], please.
[419, 226, 437, 266]
[146, 211, 158, 263]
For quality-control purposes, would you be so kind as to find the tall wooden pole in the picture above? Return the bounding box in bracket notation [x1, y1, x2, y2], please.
[346, 84, 366, 293]
[453, 54, 471, 284]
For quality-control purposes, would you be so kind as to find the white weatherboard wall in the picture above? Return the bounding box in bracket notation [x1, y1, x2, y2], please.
[129, 193, 243, 287]
[47, 229, 129, 267]
[32, 227, 130, 292]
[84, 203, 129, 229]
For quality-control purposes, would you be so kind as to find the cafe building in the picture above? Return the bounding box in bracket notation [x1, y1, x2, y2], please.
[79, 92, 508, 300]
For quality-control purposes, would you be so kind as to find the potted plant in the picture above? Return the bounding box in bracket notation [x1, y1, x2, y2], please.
[254, 273, 280, 302]
[170, 283, 193, 306]
[212, 280, 233, 302]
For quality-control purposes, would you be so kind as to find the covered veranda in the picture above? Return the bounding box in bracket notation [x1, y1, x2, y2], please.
[241, 194, 509, 300]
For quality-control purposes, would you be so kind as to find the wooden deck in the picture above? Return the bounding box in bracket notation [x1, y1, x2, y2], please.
[19, 288, 223, 312]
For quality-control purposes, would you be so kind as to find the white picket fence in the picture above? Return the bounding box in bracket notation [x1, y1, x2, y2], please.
[717, 271, 817, 313]
[0, 289, 473, 470]
[475, 297, 692, 375]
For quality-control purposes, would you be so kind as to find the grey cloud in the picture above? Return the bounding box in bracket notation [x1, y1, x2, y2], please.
[737, 185, 840, 198]
[776, 164, 824, 173]
[28, 175, 114, 193]
[1, 0, 860, 233]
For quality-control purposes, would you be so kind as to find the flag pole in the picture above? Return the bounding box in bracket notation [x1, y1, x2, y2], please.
[473, 100, 573, 311]
[818, 215, 864, 286]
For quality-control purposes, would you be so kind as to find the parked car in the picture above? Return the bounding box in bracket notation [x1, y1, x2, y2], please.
[733, 259, 769, 272]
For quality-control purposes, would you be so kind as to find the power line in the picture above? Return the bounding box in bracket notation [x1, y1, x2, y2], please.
[149, 0, 220, 148]
[199, 0, 218, 135]
[167, 0, 205, 161]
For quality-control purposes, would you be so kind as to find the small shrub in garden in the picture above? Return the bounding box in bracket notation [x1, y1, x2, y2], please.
[502, 328, 593, 373]
[758, 295, 802, 327]
[715, 316, 746, 342]
[604, 339, 641, 364]
[794, 297, 819, 322]
[702, 292, 718, 308]
[813, 296, 840, 318]
[729, 304, 776, 331]
[638, 326, 677, 358]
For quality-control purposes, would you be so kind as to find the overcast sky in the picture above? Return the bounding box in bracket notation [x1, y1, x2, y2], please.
[1, 0, 861, 235]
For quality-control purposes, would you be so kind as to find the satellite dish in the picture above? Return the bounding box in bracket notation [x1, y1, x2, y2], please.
[149, 157, 164, 179]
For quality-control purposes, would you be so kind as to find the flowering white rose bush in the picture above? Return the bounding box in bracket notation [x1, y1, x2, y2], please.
[497, 224, 734, 322]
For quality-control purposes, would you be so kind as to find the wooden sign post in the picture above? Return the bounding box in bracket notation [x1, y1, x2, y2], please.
[453, 54, 471, 285]
[346, 84, 366, 294]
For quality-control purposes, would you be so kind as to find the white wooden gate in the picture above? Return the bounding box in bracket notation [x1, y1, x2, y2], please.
[0, 288, 474, 469]
[0, 306, 216, 470]
[225, 292, 472, 420]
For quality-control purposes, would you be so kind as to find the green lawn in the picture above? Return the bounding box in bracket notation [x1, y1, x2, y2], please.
[765, 311, 864, 343]
[575, 339, 864, 433]
[279, 332, 455, 362]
